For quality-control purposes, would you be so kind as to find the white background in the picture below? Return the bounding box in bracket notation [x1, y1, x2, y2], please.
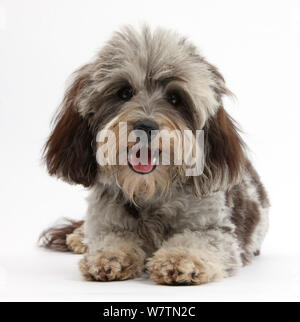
[0, 0, 300, 302]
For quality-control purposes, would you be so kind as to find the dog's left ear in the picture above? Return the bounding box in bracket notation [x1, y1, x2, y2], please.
[192, 107, 246, 195]
[191, 60, 246, 195]
[204, 106, 245, 186]
[44, 67, 97, 187]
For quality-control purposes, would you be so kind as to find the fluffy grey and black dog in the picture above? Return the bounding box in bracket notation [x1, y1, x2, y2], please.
[40, 26, 269, 285]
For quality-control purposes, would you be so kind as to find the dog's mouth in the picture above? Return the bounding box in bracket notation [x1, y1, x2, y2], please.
[128, 147, 158, 174]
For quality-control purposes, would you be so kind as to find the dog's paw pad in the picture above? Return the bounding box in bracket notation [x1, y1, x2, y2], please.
[79, 249, 143, 282]
[147, 248, 223, 285]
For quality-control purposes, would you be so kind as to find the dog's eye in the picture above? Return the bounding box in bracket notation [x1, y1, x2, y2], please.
[167, 91, 181, 106]
[117, 86, 133, 101]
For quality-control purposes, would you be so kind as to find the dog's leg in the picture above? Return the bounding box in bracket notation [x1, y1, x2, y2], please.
[79, 231, 145, 281]
[147, 230, 243, 285]
[66, 224, 87, 254]
[78, 186, 146, 282]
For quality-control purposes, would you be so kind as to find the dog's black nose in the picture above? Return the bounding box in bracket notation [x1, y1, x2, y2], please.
[133, 119, 159, 138]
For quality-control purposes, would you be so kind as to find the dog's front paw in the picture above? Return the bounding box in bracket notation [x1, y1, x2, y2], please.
[79, 248, 144, 281]
[147, 248, 223, 285]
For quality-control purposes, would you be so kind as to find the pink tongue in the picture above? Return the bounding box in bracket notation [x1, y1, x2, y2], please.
[130, 149, 154, 173]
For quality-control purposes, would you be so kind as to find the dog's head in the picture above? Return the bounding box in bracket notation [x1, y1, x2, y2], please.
[44, 26, 245, 202]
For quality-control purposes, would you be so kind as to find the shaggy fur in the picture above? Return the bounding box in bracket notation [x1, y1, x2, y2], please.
[40, 26, 269, 285]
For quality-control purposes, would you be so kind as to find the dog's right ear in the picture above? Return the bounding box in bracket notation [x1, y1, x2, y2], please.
[44, 67, 97, 187]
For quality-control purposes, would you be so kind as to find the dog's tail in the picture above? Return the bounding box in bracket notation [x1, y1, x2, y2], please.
[38, 218, 84, 252]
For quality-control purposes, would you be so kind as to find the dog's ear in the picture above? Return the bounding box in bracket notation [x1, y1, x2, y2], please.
[193, 107, 245, 195]
[205, 106, 245, 183]
[44, 69, 97, 187]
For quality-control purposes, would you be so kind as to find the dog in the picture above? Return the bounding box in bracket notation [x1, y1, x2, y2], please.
[40, 26, 269, 285]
